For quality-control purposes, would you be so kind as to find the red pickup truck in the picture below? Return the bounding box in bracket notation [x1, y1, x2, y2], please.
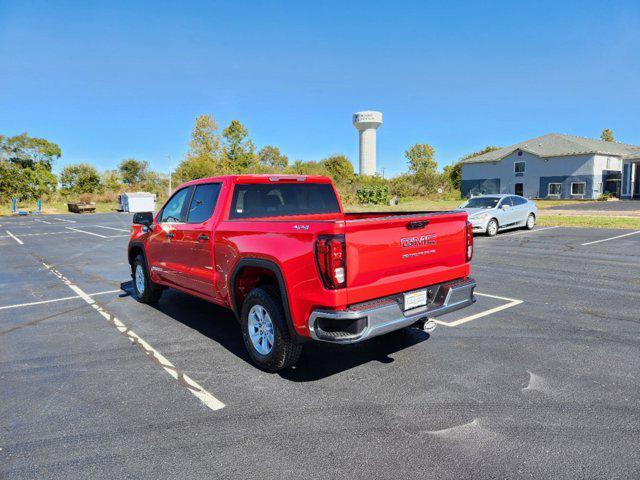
[128, 175, 475, 371]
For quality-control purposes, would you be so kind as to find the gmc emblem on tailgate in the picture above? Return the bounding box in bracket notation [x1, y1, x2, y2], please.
[401, 234, 436, 248]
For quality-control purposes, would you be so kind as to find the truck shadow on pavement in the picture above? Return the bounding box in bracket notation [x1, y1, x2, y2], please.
[280, 329, 430, 382]
[121, 281, 430, 381]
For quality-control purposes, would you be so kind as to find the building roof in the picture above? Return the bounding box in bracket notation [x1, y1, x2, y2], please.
[461, 133, 640, 164]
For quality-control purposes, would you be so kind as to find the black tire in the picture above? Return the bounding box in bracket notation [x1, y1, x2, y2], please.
[240, 286, 302, 372]
[486, 218, 499, 237]
[132, 254, 163, 304]
[525, 213, 535, 230]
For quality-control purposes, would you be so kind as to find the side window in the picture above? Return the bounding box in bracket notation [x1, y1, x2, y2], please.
[511, 196, 526, 206]
[160, 187, 191, 223]
[186, 183, 222, 223]
[499, 197, 513, 207]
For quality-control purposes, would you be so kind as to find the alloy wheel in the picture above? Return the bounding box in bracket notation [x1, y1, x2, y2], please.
[248, 305, 275, 355]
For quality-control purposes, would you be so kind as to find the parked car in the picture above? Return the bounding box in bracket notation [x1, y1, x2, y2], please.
[128, 175, 476, 371]
[460, 194, 537, 236]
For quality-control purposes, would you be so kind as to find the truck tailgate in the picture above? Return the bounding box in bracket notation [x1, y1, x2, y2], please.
[344, 212, 470, 304]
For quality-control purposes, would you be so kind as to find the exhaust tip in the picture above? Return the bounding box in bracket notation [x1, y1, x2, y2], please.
[413, 318, 437, 333]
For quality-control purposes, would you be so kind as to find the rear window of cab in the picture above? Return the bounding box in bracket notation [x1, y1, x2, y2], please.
[230, 183, 340, 219]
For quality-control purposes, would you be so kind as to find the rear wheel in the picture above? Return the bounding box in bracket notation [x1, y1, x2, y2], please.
[132, 254, 163, 303]
[486, 218, 499, 237]
[241, 286, 302, 372]
[525, 213, 535, 230]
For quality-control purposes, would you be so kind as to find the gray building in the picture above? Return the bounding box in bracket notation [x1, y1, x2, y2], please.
[622, 157, 640, 199]
[460, 133, 640, 199]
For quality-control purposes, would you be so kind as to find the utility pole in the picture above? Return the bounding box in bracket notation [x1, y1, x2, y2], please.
[381, 167, 385, 179]
[165, 155, 172, 195]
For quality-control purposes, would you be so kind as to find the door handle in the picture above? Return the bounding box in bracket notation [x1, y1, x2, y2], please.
[407, 220, 429, 230]
[197, 234, 209, 242]
[166, 232, 175, 239]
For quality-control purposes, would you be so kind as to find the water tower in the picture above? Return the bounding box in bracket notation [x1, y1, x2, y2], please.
[353, 111, 383, 176]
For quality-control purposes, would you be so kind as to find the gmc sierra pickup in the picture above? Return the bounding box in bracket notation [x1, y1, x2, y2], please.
[128, 175, 475, 371]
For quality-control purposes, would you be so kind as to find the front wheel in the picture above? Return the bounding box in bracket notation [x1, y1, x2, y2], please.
[132, 254, 163, 303]
[525, 213, 535, 230]
[241, 286, 302, 372]
[486, 219, 499, 237]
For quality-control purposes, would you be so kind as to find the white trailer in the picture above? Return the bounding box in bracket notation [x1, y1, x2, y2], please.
[118, 192, 156, 213]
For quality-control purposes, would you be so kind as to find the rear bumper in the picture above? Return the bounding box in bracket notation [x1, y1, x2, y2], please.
[308, 277, 476, 343]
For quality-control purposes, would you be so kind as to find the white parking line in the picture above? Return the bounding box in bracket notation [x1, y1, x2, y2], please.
[17, 231, 73, 237]
[581, 230, 640, 246]
[54, 217, 76, 223]
[434, 292, 523, 327]
[65, 226, 108, 238]
[94, 225, 130, 232]
[35, 219, 52, 224]
[40, 261, 225, 412]
[0, 289, 121, 311]
[491, 226, 561, 237]
[6, 230, 24, 245]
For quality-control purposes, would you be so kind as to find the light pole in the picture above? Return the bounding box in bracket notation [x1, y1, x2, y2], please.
[165, 155, 172, 195]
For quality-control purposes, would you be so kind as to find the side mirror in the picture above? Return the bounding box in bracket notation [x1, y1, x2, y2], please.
[501, 204, 510, 210]
[133, 211, 154, 227]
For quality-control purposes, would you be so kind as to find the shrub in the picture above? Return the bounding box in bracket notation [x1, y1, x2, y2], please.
[389, 174, 419, 198]
[598, 192, 613, 201]
[356, 185, 389, 205]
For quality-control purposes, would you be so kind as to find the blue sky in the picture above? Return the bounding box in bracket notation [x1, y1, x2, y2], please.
[1, 0, 639, 177]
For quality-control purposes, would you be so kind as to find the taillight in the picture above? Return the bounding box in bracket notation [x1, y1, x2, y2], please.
[315, 235, 346, 289]
[465, 221, 474, 262]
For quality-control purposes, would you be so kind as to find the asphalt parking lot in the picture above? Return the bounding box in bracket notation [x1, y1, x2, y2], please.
[1, 214, 639, 479]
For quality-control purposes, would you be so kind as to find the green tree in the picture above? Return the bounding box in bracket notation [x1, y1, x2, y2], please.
[1, 160, 58, 201]
[102, 169, 122, 191]
[322, 154, 354, 181]
[405, 143, 437, 175]
[0, 133, 61, 170]
[25, 164, 58, 199]
[189, 114, 221, 161]
[60, 163, 102, 194]
[443, 163, 462, 190]
[221, 120, 256, 172]
[174, 156, 216, 184]
[600, 128, 614, 142]
[286, 159, 328, 176]
[0, 160, 27, 201]
[141, 170, 169, 196]
[258, 145, 288, 169]
[118, 158, 148, 185]
[174, 114, 222, 183]
[288, 159, 306, 174]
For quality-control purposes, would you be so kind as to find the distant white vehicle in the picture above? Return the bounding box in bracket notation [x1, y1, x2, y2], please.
[460, 194, 537, 237]
[118, 192, 157, 213]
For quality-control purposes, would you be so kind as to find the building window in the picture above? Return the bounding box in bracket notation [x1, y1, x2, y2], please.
[548, 183, 562, 196]
[571, 182, 586, 196]
[514, 161, 525, 173]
